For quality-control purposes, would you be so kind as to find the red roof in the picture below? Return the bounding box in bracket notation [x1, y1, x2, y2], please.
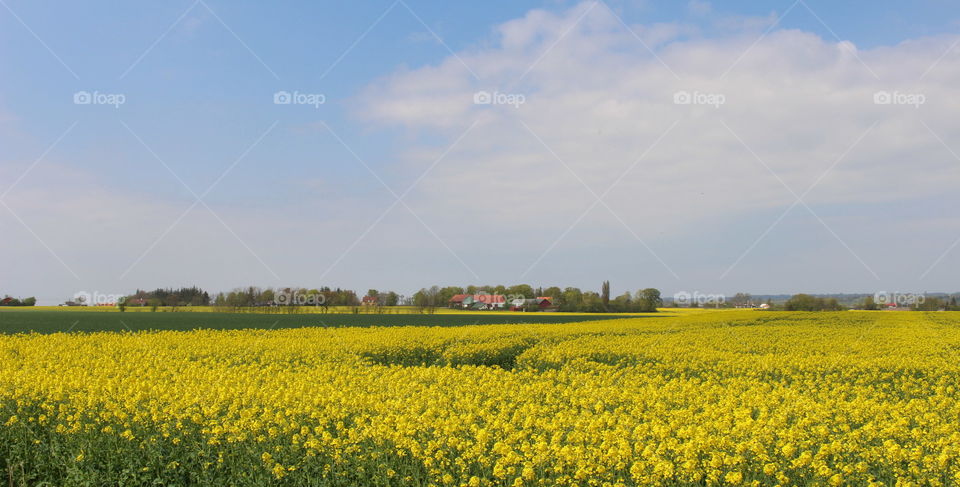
[474, 294, 505, 304]
[361, 296, 378, 303]
[449, 294, 469, 303]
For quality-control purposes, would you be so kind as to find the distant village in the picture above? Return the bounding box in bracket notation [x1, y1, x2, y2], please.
[5, 285, 957, 313]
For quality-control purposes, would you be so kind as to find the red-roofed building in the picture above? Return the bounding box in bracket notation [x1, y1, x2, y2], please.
[361, 296, 379, 306]
[473, 294, 505, 309]
[449, 294, 469, 308]
[510, 297, 555, 311]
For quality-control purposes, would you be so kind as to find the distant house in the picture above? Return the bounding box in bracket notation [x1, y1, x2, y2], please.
[449, 294, 469, 308]
[361, 296, 379, 306]
[509, 297, 554, 311]
[472, 294, 506, 310]
[536, 297, 554, 308]
[0, 297, 14, 306]
[450, 294, 505, 310]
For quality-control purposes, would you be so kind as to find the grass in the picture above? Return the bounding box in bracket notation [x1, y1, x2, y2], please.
[0, 309, 644, 334]
[24, 305, 704, 316]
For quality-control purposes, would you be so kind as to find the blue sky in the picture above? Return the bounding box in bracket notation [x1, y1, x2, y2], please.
[1, 0, 959, 303]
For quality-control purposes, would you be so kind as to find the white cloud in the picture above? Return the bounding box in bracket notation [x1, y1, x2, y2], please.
[354, 2, 960, 288]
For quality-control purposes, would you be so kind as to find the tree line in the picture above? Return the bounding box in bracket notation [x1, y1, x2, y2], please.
[0, 295, 37, 307]
[212, 287, 362, 308]
[123, 287, 211, 310]
[859, 294, 960, 311]
[104, 286, 960, 313]
[410, 282, 662, 313]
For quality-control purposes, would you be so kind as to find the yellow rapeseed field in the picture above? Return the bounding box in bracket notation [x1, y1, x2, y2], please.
[1, 311, 958, 486]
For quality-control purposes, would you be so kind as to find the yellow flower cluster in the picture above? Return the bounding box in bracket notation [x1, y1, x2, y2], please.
[0, 311, 958, 486]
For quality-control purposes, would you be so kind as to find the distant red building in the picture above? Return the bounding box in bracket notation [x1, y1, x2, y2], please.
[449, 294, 506, 310]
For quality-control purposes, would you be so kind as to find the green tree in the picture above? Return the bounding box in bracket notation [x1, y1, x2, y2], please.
[610, 292, 633, 312]
[784, 294, 845, 311]
[507, 284, 534, 299]
[581, 292, 605, 313]
[635, 288, 662, 312]
[601, 281, 610, 309]
[914, 296, 944, 311]
[542, 286, 562, 299]
[438, 286, 465, 305]
[560, 288, 583, 312]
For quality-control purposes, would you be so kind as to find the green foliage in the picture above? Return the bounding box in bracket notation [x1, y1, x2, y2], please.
[0, 296, 37, 307]
[784, 294, 845, 311]
[0, 311, 626, 334]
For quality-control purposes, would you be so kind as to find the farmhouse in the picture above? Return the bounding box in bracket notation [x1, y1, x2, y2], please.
[509, 297, 554, 311]
[449, 294, 506, 310]
[361, 296, 378, 306]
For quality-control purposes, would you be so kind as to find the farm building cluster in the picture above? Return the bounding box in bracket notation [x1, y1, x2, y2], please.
[448, 294, 555, 311]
